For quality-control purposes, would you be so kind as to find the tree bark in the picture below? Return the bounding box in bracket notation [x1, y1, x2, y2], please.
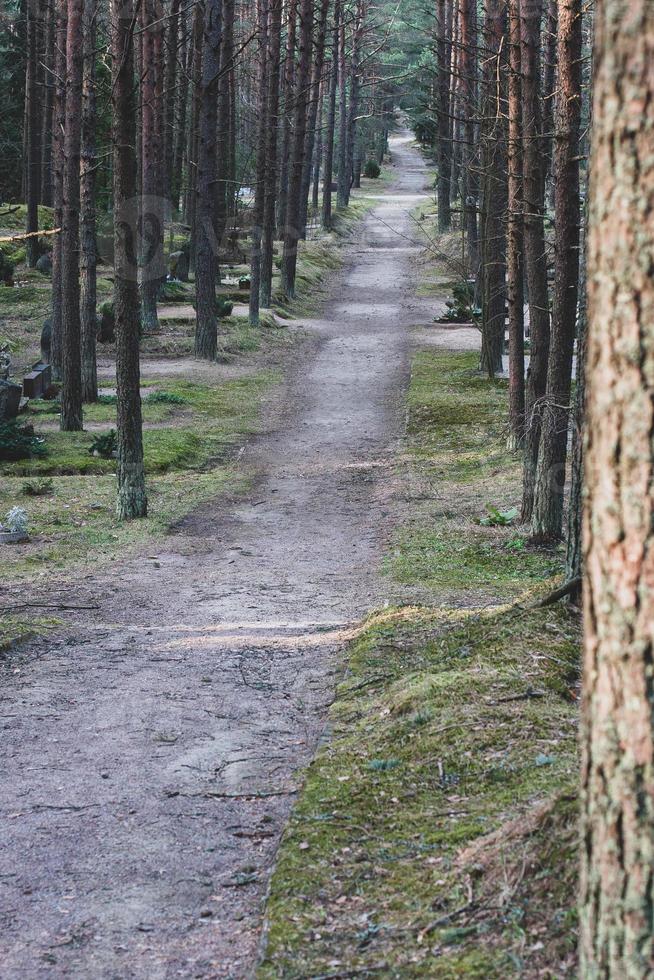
[436, 0, 453, 233]
[41, 0, 55, 206]
[531, 0, 582, 541]
[580, 0, 654, 973]
[459, 0, 478, 274]
[25, 0, 42, 267]
[298, 0, 330, 238]
[479, 0, 507, 378]
[277, 0, 298, 238]
[215, 0, 235, 254]
[194, 0, 223, 359]
[321, 2, 339, 229]
[520, 0, 550, 521]
[249, 0, 270, 327]
[281, 0, 314, 299]
[507, 0, 525, 446]
[336, 4, 348, 208]
[260, 0, 283, 308]
[50, 0, 67, 379]
[140, 0, 165, 334]
[60, 0, 84, 432]
[80, 0, 97, 403]
[111, 0, 147, 519]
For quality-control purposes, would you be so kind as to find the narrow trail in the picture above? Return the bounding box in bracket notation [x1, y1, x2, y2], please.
[0, 132, 431, 979]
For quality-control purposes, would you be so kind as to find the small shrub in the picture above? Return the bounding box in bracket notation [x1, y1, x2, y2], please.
[145, 391, 187, 406]
[2, 506, 28, 534]
[22, 478, 54, 497]
[478, 504, 518, 527]
[89, 429, 117, 459]
[363, 159, 381, 179]
[436, 280, 481, 324]
[216, 296, 234, 318]
[0, 421, 47, 462]
[97, 394, 117, 405]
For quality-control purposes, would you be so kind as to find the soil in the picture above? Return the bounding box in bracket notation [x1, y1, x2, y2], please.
[0, 132, 433, 978]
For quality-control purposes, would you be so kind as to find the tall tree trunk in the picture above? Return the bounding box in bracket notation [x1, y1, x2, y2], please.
[249, 0, 270, 327]
[277, 0, 298, 238]
[25, 0, 41, 267]
[311, 84, 324, 215]
[531, 0, 582, 541]
[260, 0, 283, 308]
[194, 0, 223, 359]
[164, 0, 181, 214]
[50, 0, 67, 379]
[171, 4, 190, 213]
[111, 0, 147, 519]
[565, 205, 587, 595]
[41, 0, 55, 206]
[215, 0, 235, 253]
[321, 2, 339, 229]
[80, 0, 97, 403]
[298, 0, 330, 238]
[507, 0, 525, 447]
[542, 0, 558, 209]
[281, 0, 313, 299]
[479, 0, 507, 378]
[336, 4, 348, 208]
[60, 0, 84, 432]
[520, 0, 550, 521]
[459, 0, 478, 274]
[580, 0, 654, 973]
[436, 0, 453, 233]
[140, 0, 165, 334]
[344, 0, 364, 202]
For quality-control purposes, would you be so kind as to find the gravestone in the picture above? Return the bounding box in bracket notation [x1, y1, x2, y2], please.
[40, 320, 52, 363]
[0, 379, 22, 421]
[23, 362, 52, 399]
[36, 253, 53, 276]
[169, 248, 189, 282]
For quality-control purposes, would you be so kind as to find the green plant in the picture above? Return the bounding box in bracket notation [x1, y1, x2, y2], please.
[216, 296, 234, 318]
[2, 506, 28, 534]
[0, 421, 47, 462]
[479, 504, 518, 527]
[436, 280, 481, 324]
[145, 391, 187, 406]
[159, 279, 189, 301]
[22, 478, 54, 497]
[363, 159, 381, 179]
[89, 430, 117, 459]
[97, 394, 117, 405]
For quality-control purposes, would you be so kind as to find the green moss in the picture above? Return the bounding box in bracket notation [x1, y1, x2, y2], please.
[259, 603, 580, 979]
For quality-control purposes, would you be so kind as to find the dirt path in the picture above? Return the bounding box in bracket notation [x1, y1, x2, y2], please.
[0, 132, 431, 979]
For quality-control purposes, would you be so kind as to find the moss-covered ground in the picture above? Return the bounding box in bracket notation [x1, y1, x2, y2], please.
[259, 349, 579, 978]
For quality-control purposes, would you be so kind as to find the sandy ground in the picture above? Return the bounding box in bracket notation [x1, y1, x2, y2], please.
[0, 133, 433, 979]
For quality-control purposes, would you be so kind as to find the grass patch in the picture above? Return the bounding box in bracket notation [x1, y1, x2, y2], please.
[259, 602, 579, 979]
[0, 372, 276, 582]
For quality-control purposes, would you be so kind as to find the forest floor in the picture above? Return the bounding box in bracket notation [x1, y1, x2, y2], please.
[0, 131, 578, 979]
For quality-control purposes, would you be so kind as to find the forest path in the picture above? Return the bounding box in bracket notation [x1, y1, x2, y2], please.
[0, 131, 431, 979]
